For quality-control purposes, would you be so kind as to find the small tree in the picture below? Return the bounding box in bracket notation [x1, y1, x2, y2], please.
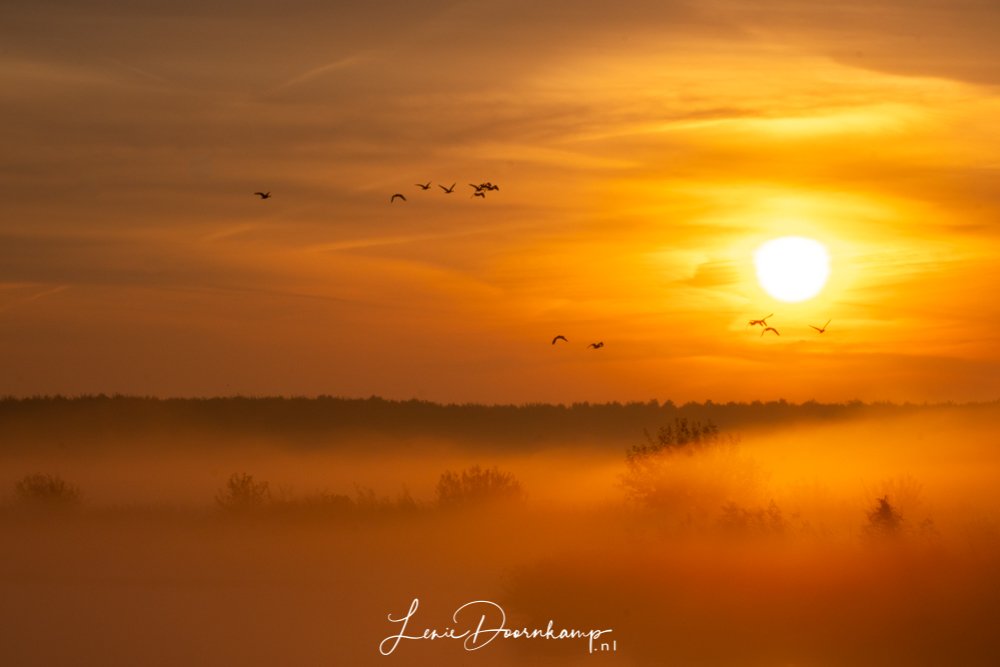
[622, 418, 732, 510]
[435, 465, 523, 507]
[864, 495, 903, 539]
[215, 473, 271, 512]
[14, 473, 82, 510]
[626, 418, 722, 463]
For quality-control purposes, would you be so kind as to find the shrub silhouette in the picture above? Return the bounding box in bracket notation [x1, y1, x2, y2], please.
[864, 495, 903, 539]
[718, 499, 786, 537]
[435, 465, 523, 507]
[14, 473, 82, 510]
[215, 473, 271, 512]
[626, 417, 722, 463]
[621, 418, 758, 522]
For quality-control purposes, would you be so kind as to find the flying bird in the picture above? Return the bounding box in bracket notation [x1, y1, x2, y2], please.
[254, 191, 271, 199]
[749, 313, 772, 327]
[472, 191, 486, 199]
[439, 183, 456, 194]
[469, 183, 486, 192]
[390, 193, 407, 203]
[761, 327, 780, 337]
[810, 319, 832, 334]
[588, 341, 604, 349]
[551, 335, 568, 345]
[415, 182, 431, 190]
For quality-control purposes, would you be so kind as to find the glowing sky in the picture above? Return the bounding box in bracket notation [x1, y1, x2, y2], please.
[3, 0, 1000, 402]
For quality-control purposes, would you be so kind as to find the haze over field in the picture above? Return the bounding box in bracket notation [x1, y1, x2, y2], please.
[2, 400, 1000, 665]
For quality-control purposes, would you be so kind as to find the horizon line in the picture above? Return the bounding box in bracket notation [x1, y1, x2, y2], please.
[1, 393, 997, 410]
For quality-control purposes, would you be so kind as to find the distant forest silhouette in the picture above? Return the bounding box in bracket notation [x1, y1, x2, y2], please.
[2, 395, 996, 450]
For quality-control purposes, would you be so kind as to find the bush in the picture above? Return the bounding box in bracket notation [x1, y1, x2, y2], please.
[626, 418, 722, 463]
[435, 465, 523, 507]
[621, 419, 758, 523]
[14, 473, 82, 510]
[215, 473, 271, 512]
[864, 495, 903, 539]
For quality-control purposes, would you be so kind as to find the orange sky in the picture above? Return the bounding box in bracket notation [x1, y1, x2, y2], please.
[2, 0, 1000, 403]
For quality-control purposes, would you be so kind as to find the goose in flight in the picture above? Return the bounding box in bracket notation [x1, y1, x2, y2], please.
[551, 335, 568, 345]
[439, 183, 456, 194]
[588, 341, 604, 349]
[254, 191, 271, 199]
[761, 327, 780, 337]
[415, 182, 431, 190]
[390, 193, 406, 203]
[749, 313, 772, 327]
[810, 319, 832, 334]
[472, 191, 486, 199]
[469, 183, 486, 192]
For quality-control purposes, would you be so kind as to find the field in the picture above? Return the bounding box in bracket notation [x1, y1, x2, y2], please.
[2, 398, 999, 666]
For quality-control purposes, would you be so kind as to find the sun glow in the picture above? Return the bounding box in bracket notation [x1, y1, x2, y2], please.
[754, 236, 830, 302]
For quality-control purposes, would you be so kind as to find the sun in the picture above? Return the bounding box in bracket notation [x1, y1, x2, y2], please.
[754, 236, 830, 302]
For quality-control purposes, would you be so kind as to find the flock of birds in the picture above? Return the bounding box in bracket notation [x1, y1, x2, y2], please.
[551, 335, 604, 349]
[253, 181, 501, 205]
[749, 313, 832, 337]
[254, 190, 833, 348]
[391, 181, 500, 203]
[547, 315, 830, 353]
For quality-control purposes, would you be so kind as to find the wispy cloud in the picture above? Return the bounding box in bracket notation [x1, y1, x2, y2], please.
[264, 50, 383, 97]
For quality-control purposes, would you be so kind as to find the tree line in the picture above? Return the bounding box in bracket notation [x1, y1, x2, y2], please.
[0, 394, 993, 450]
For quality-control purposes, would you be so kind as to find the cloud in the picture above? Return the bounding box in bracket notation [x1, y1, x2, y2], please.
[684, 260, 740, 288]
[264, 50, 383, 97]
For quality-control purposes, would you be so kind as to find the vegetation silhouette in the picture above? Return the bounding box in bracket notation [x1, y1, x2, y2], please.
[212, 473, 421, 519]
[622, 418, 764, 529]
[13, 473, 82, 511]
[215, 473, 271, 513]
[623, 417, 725, 509]
[718, 499, 786, 537]
[864, 495, 903, 539]
[1, 395, 993, 452]
[3, 398, 999, 666]
[435, 465, 523, 507]
[350, 486, 418, 515]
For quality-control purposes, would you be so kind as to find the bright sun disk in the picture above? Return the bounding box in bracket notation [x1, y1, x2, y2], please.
[754, 236, 830, 302]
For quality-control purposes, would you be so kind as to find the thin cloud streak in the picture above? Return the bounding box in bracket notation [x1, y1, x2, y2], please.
[264, 50, 383, 96]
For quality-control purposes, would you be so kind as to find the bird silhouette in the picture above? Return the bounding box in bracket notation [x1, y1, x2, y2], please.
[483, 182, 499, 191]
[439, 183, 456, 194]
[761, 327, 780, 337]
[415, 182, 431, 190]
[390, 193, 407, 203]
[472, 191, 486, 199]
[749, 313, 772, 327]
[810, 319, 832, 334]
[254, 191, 271, 199]
[551, 335, 568, 345]
[588, 341, 604, 349]
[469, 183, 486, 192]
